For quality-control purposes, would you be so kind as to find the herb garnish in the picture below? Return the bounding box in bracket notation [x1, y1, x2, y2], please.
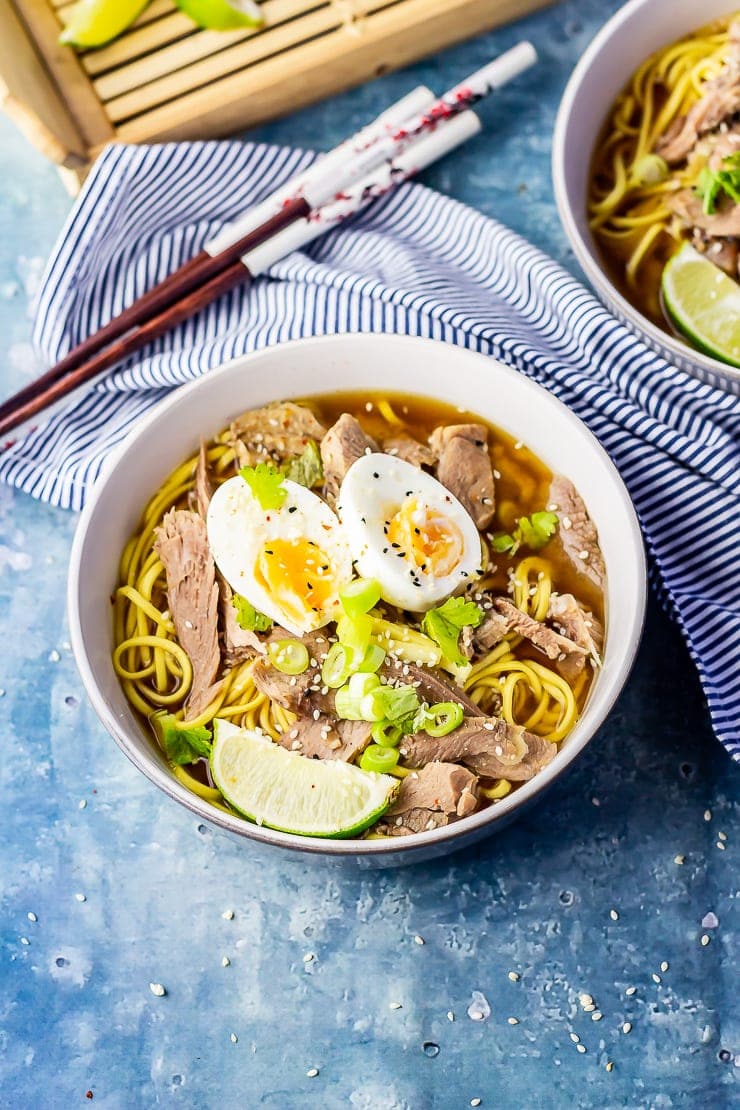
[231, 593, 272, 632]
[421, 596, 483, 668]
[239, 463, 287, 509]
[492, 510, 558, 556]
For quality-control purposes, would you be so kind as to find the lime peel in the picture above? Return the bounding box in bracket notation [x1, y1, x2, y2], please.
[174, 0, 263, 30]
[661, 243, 740, 368]
[210, 719, 397, 838]
[59, 0, 150, 48]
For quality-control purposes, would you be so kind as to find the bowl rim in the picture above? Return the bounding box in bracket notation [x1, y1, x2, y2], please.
[67, 332, 647, 857]
[551, 0, 740, 388]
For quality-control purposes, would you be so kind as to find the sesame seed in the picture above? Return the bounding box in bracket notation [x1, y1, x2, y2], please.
[222, 909, 234, 920]
[609, 909, 619, 921]
[20, 937, 29, 946]
[470, 1011, 484, 1022]
[471, 1100, 482, 1108]
[579, 993, 593, 1007]
[389, 1002, 402, 1010]
[306, 1068, 319, 1078]
[230, 1033, 238, 1044]
[507, 1017, 519, 1025]
[27, 912, 37, 923]
[75, 893, 86, 903]
[701, 934, 711, 946]
[583, 1004, 595, 1013]
[576, 1044, 587, 1054]
[414, 935, 425, 945]
[78, 799, 87, 810]
[303, 953, 315, 963]
[447, 1011, 455, 1022]
[704, 809, 712, 821]
[48, 650, 60, 662]
[652, 974, 661, 985]
[508, 971, 520, 982]
[592, 1011, 603, 1022]
[674, 854, 685, 865]
[149, 983, 166, 997]
[701, 912, 719, 929]
[718, 830, 727, 841]
[625, 986, 637, 997]
[605, 1061, 614, 1073]
[660, 961, 669, 973]
[570, 1033, 580, 1044]
[622, 1022, 632, 1034]
[717, 841, 726, 850]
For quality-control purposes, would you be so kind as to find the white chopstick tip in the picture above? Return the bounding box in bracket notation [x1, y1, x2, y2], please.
[478, 41, 538, 90]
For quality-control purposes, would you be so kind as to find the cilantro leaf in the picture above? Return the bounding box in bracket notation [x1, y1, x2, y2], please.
[695, 152, 740, 215]
[282, 440, 323, 489]
[421, 596, 483, 667]
[239, 463, 287, 509]
[152, 712, 212, 766]
[232, 593, 272, 632]
[492, 509, 558, 557]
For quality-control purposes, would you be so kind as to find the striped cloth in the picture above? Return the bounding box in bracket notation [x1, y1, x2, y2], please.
[1, 140, 738, 757]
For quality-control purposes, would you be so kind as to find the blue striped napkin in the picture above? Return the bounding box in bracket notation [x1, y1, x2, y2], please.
[1, 140, 738, 758]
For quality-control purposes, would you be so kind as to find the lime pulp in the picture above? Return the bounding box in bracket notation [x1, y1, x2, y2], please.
[661, 243, 740, 368]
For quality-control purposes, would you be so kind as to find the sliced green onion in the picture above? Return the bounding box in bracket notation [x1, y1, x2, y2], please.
[267, 639, 309, 675]
[340, 577, 381, 617]
[359, 744, 400, 773]
[336, 612, 373, 657]
[347, 671, 380, 699]
[358, 642, 385, 673]
[335, 672, 382, 721]
[321, 643, 354, 689]
[423, 701, 464, 737]
[369, 616, 441, 667]
[371, 720, 403, 747]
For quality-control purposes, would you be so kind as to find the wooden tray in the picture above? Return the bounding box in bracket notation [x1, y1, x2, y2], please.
[0, 0, 552, 188]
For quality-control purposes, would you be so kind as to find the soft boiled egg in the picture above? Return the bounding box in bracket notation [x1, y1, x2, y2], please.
[207, 475, 352, 637]
[337, 453, 482, 612]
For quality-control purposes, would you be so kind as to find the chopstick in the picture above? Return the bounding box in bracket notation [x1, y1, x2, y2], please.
[0, 43, 536, 444]
[0, 86, 438, 442]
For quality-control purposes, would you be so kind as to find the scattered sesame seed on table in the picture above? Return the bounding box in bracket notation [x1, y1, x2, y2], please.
[0, 1, 736, 1106]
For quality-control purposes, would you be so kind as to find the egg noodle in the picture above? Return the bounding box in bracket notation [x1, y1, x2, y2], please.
[113, 415, 583, 816]
[588, 15, 735, 321]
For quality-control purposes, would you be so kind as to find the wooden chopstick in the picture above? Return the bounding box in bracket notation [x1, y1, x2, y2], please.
[0, 195, 308, 438]
[0, 44, 537, 444]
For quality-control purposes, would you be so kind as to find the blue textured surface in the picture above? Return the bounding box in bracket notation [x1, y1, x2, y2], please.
[0, 1, 738, 1106]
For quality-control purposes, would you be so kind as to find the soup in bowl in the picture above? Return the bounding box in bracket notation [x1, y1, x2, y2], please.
[68, 334, 646, 865]
[554, 0, 740, 391]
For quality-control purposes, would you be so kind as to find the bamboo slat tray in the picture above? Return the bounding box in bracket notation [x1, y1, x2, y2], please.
[0, 0, 552, 189]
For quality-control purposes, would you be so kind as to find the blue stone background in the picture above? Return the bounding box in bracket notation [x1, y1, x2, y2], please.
[0, 0, 737, 1106]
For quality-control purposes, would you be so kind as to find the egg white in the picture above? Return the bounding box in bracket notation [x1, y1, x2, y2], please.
[206, 475, 353, 637]
[337, 453, 482, 612]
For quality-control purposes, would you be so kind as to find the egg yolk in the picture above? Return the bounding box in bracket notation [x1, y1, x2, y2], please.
[255, 538, 337, 626]
[386, 498, 464, 577]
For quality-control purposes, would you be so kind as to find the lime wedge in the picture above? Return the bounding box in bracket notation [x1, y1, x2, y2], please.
[210, 719, 397, 838]
[174, 0, 263, 30]
[59, 0, 150, 48]
[661, 243, 740, 367]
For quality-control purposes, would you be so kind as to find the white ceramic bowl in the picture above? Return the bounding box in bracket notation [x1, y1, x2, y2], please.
[553, 0, 740, 395]
[68, 334, 646, 866]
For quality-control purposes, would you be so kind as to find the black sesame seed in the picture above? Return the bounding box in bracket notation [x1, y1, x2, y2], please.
[391, 543, 401, 549]
[373, 472, 379, 479]
[288, 506, 297, 513]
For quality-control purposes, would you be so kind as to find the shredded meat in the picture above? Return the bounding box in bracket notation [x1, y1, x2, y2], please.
[279, 717, 372, 762]
[670, 189, 740, 238]
[492, 597, 587, 667]
[194, 438, 213, 519]
[320, 413, 377, 503]
[400, 717, 556, 781]
[379, 658, 482, 715]
[251, 631, 333, 716]
[154, 509, 222, 719]
[381, 434, 437, 469]
[472, 608, 511, 656]
[430, 423, 495, 529]
[548, 593, 603, 683]
[655, 40, 740, 164]
[378, 762, 479, 835]
[228, 401, 325, 468]
[548, 475, 605, 589]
